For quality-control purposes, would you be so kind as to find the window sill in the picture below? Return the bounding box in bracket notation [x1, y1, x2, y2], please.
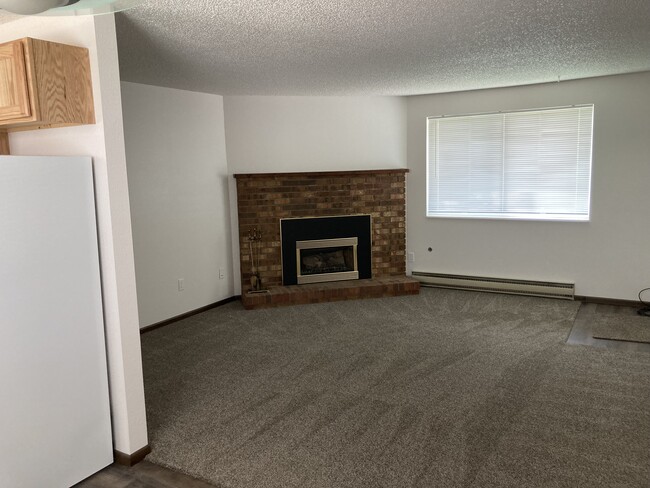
[425, 213, 590, 222]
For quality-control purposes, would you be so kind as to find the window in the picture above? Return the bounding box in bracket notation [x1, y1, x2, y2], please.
[426, 105, 593, 221]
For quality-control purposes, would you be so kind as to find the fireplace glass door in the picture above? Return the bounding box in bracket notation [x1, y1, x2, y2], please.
[296, 237, 358, 284]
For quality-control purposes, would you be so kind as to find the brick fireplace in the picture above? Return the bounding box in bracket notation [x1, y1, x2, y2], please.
[234, 169, 419, 308]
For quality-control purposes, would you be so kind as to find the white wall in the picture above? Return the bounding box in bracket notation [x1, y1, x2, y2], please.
[406, 72, 650, 301]
[121, 82, 233, 327]
[223, 96, 407, 173]
[223, 95, 408, 292]
[1, 15, 148, 455]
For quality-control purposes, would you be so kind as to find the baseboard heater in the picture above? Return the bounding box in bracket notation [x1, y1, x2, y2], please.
[411, 271, 575, 300]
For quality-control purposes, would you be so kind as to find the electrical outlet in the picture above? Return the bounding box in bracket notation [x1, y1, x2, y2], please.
[219, 268, 225, 280]
[178, 278, 184, 291]
[408, 252, 415, 263]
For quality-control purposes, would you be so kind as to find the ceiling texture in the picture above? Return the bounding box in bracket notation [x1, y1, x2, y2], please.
[2, 1, 649, 95]
[114, 0, 650, 95]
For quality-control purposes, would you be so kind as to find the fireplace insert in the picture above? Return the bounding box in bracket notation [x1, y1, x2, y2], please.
[280, 215, 371, 285]
[296, 237, 358, 284]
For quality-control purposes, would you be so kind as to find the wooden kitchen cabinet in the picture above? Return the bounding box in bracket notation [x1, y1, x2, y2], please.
[0, 40, 31, 122]
[0, 37, 95, 133]
[0, 131, 9, 154]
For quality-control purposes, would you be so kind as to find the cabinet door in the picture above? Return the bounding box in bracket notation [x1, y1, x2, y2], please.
[0, 41, 31, 122]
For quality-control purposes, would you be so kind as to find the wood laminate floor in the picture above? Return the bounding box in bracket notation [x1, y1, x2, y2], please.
[74, 461, 215, 488]
[567, 302, 650, 352]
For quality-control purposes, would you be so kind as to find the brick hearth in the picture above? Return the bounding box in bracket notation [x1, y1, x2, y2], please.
[234, 169, 417, 308]
[242, 277, 420, 310]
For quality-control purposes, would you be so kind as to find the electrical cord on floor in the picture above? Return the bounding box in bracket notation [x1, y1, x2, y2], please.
[638, 288, 650, 317]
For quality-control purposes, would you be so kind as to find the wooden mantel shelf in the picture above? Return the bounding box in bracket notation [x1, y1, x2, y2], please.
[234, 168, 409, 179]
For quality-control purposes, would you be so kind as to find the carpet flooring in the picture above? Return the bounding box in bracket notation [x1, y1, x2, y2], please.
[141, 288, 650, 488]
[592, 313, 650, 344]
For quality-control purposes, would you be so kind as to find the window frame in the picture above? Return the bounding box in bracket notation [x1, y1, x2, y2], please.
[425, 104, 594, 222]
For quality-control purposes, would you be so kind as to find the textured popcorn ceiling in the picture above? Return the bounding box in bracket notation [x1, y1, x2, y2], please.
[114, 0, 650, 95]
[3, 1, 649, 95]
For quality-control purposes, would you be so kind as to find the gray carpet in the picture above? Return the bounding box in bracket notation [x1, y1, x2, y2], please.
[141, 288, 650, 488]
[592, 313, 650, 343]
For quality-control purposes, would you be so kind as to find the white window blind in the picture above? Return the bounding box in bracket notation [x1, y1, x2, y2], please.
[426, 105, 593, 221]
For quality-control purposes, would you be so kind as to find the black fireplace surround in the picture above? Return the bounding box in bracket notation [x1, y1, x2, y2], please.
[280, 215, 372, 285]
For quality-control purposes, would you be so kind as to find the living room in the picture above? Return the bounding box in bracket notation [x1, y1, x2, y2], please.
[1, 2, 648, 487]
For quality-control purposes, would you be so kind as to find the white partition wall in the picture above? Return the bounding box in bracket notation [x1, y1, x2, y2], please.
[0, 13, 148, 459]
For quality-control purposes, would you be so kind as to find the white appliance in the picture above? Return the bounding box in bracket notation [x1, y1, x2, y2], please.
[0, 156, 112, 487]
